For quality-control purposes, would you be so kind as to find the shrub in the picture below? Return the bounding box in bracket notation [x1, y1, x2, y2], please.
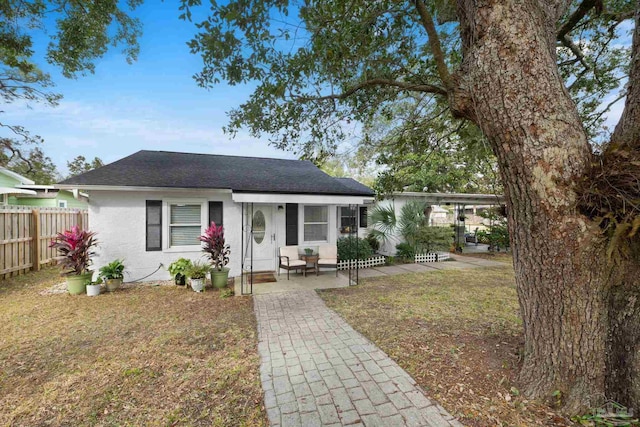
[49, 226, 98, 275]
[200, 222, 230, 271]
[414, 226, 453, 253]
[395, 242, 415, 260]
[99, 259, 126, 280]
[337, 236, 374, 260]
[365, 233, 380, 252]
[185, 261, 210, 280]
[168, 258, 193, 278]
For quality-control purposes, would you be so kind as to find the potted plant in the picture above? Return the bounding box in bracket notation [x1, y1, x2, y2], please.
[185, 261, 209, 292]
[200, 222, 230, 289]
[99, 259, 126, 292]
[49, 226, 98, 295]
[87, 277, 102, 297]
[168, 258, 193, 286]
[304, 247, 314, 256]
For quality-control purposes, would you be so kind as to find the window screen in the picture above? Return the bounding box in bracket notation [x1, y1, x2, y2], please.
[304, 206, 328, 242]
[169, 204, 201, 247]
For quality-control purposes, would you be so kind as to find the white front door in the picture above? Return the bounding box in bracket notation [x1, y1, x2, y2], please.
[246, 205, 275, 272]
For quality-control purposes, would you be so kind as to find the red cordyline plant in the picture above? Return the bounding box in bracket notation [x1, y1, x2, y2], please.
[49, 226, 98, 275]
[199, 222, 230, 271]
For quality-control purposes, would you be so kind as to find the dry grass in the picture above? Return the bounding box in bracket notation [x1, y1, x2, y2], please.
[319, 266, 573, 427]
[0, 268, 266, 427]
[463, 251, 514, 264]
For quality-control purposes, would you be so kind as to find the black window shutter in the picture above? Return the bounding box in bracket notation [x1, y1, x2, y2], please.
[208, 201, 223, 228]
[359, 206, 368, 228]
[285, 203, 298, 245]
[146, 200, 162, 251]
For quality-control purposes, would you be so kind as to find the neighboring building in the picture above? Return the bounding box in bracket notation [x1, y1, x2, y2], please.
[0, 167, 88, 208]
[57, 150, 375, 281]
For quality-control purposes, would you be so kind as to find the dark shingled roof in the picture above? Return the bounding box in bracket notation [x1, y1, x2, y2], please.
[59, 150, 375, 196]
[335, 178, 375, 195]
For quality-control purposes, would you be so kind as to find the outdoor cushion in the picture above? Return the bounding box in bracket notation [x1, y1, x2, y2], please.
[285, 259, 306, 267]
[318, 258, 337, 265]
[318, 244, 337, 259]
[279, 246, 300, 262]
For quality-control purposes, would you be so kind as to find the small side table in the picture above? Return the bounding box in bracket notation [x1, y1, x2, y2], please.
[301, 254, 319, 276]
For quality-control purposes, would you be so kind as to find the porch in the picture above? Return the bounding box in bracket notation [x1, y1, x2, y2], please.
[234, 270, 350, 295]
[234, 254, 509, 295]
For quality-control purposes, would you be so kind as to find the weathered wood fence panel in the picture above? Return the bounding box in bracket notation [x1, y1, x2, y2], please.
[0, 206, 89, 279]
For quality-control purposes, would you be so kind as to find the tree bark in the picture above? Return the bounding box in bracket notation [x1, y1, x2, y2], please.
[453, 0, 612, 412]
[605, 2, 640, 408]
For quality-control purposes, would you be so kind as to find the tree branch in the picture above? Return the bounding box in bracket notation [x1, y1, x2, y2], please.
[292, 78, 447, 102]
[413, 0, 453, 91]
[558, 34, 591, 71]
[557, 0, 598, 39]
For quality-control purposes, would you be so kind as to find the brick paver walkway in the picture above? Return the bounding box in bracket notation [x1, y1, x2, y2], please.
[255, 290, 462, 427]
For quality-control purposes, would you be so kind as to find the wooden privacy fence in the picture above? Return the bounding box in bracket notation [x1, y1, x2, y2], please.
[0, 206, 89, 279]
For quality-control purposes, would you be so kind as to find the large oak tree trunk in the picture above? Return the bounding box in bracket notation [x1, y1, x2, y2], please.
[454, 1, 613, 412]
[605, 4, 640, 407]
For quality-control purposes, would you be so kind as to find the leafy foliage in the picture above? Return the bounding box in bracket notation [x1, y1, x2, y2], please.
[395, 242, 415, 260]
[365, 233, 380, 252]
[67, 156, 105, 178]
[200, 222, 230, 271]
[181, 0, 631, 167]
[477, 207, 510, 251]
[414, 226, 453, 253]
[7, 147, 59, 184]
[49, 226, 97, 275]
[99, 259, 126, 280]
[167, 258, 194, 278]
[1, 1, 142, 165]
[367, 204, 397, 244]
[337, 236, 374, 261]
[185, 261, 210, 280]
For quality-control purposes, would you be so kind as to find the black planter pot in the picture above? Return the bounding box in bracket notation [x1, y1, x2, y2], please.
[175, 273, 186, 286]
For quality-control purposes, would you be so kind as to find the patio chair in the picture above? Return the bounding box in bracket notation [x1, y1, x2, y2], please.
[278, 246, 306, 279]
[317, 244, 338, 276]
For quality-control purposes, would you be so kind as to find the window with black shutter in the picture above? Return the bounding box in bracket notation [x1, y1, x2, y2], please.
[359, 206, 368, 228]
[285, 203, 298, 245]
[146, 200, 162, 251]
[208, 201, 223, 228]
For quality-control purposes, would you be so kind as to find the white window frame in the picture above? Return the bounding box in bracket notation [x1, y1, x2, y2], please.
[58, 200, 68, 208]
[301, 204, 329, 244]
[163, 200, 207, 252]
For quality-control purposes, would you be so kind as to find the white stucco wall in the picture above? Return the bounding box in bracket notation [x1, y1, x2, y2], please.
[86, 191, 370, 281]
[87, 190, 241, 282]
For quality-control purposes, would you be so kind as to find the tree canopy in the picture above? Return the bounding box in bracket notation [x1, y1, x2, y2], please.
[67, 155, 104, 178]
[182, 0, 632, 154]
[0, 0, 142, 167]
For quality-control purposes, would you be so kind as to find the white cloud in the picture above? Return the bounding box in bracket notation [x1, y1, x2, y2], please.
[1, 97, 295, 174]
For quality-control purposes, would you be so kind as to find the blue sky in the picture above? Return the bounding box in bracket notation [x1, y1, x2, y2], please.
[0, 3, 629, 177]
[2, 2, 296, 175]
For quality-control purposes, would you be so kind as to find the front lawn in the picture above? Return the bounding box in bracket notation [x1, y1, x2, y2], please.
[319, 266, 573, 427]
[0, 268, 266, 427]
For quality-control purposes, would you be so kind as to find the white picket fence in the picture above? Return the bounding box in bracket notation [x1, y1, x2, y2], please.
[337, 256, 386, 270]
[414, 252, 450, 263]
